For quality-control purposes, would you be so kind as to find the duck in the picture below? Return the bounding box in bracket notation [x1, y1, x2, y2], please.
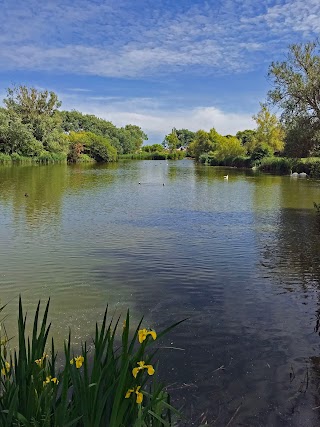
[224, 175, 228, 180]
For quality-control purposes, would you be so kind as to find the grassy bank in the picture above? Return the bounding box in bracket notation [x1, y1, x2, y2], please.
[119, 151, 186, 160]
[0, 298, 182, 426]
[258, 157, 320, 177]
[199, 154, 320, 178]
[0, 153, 68, 164]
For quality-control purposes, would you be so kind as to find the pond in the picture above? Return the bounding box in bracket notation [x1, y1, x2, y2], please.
[1, 159, 320, 426]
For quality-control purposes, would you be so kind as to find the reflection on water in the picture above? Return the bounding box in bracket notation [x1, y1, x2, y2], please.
[1, 161, 320, 425]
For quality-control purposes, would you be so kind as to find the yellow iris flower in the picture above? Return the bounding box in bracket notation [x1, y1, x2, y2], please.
[1, 361, 10, 376]
[70, 355, 84, 369]
[125, 385, 143, 404]
[138, 328, 157, 344]
[43, 376, 59, 386]
[132, 361, 155, 378]
[35, 353, 48, 367]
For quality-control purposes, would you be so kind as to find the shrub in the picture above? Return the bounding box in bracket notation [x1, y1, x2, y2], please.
[310, 161, 320, 178]
[258, 157, 292, 174]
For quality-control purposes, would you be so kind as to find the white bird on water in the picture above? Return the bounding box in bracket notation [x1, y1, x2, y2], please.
[290, 170, 298, 177]
[224, 175, 228, 180]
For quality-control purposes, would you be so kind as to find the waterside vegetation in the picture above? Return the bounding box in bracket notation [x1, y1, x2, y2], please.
[0, 298, 183, 426]
[0, 86, 148, 165]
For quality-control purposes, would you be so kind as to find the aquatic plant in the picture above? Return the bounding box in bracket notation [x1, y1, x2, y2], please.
[0, 298, 182, 426]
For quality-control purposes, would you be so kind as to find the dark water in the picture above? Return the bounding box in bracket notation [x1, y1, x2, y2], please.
[1, 160, 320, 426]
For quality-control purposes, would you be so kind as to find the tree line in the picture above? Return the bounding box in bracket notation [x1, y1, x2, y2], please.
[0, 86, 148, 163]
[160, 39, 320, 165]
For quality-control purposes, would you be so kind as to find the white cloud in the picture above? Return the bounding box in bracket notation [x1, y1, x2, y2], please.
[60, 94, 255, 141]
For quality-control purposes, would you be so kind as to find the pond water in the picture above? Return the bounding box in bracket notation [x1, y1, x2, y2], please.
[1, 160, 320, 426]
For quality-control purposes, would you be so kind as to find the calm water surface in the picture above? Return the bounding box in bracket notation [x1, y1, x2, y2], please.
[1, 160, 320, 426]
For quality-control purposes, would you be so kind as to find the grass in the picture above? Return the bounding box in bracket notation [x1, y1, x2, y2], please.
[0, 153, 67, 164]
[0, 298, 183, 426]
[119, 151, 186, 160]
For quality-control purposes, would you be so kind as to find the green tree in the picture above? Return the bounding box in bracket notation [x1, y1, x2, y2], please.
[236, 129, 256, 148]
[268, 41, 320, 155]
[175, 129, 195, 147]
[188, 130, 215, 160]
[142, 144, 164, 152]
[0, 110, 42, 156]
[163, 129, 180, 152]
[253, 104, 285, 153]
[67, 131, 117, 162]
[213, 135, 246, 161]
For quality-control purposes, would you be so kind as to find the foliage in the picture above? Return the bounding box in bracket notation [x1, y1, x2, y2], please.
[268, 41, 320, 155]
[163, 129, 180, 152]
[188, 128, 245, 162]
[141, 144, 164, 153]
[59, 111, 147, 154]
[67, 132, 117, 163]
[258, 157, 292, 174]
[212, 135, 246, 162]
[0, 298, 182, 426]
[253, 104, 285, 154]
[250, 144, 273, 162]
[188, 130, 215, 160]
[235, 129, 256, 148]
[310, 161, 320, 178]
[283, 115, 320, 158]
[174, 129, 195, 147]
[0, 110, 42, 156]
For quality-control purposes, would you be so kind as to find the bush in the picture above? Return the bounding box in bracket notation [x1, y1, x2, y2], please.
[0, 298, 182, 426]
[310, 161, 320, 178]
[258, 157, 292, 174]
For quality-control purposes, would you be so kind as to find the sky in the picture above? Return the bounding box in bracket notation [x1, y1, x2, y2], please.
[0, 0, 319, 143]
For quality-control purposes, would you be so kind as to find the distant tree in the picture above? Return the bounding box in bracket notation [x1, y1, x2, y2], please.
[213, 135, 246, 160]
[253, 104, 285, 154]
[188, 130, 215, 160]
[59, 111, 147, 154]
[236, 129, 256, 149]
[142, 144, 164, 152]
[175, 129, 195, 147]
[163, 129, 180, 152]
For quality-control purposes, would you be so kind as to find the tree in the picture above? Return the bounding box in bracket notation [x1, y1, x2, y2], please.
[175, 129, 195, 147]
[67, 132, 117, 162]
[0, 110, 42, 156]
[188, 130, 215, 160]
[4, 85, 62, 118]
[142, 144, 164, 152]
[253, 104, 285, 153]
[268, 41, 320, 155]
[163, 129, 180, 152]
[59, 111, 147, 154]
[236, 130, 256, 148]
[213, 135, 246, 161]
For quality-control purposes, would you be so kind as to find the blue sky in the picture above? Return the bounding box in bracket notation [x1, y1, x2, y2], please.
[0, 0, 319, 143]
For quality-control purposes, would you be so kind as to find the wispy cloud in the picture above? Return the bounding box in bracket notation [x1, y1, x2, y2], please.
[0, 0, 318, 78]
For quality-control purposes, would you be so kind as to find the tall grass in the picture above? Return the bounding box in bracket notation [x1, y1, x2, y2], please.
[119, 151, 186, 160]
[0, 298, 182, 426]
[0, 153, 67, 164]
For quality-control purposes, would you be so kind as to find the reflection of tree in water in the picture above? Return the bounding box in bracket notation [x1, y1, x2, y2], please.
[0, 164, 117, 226]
